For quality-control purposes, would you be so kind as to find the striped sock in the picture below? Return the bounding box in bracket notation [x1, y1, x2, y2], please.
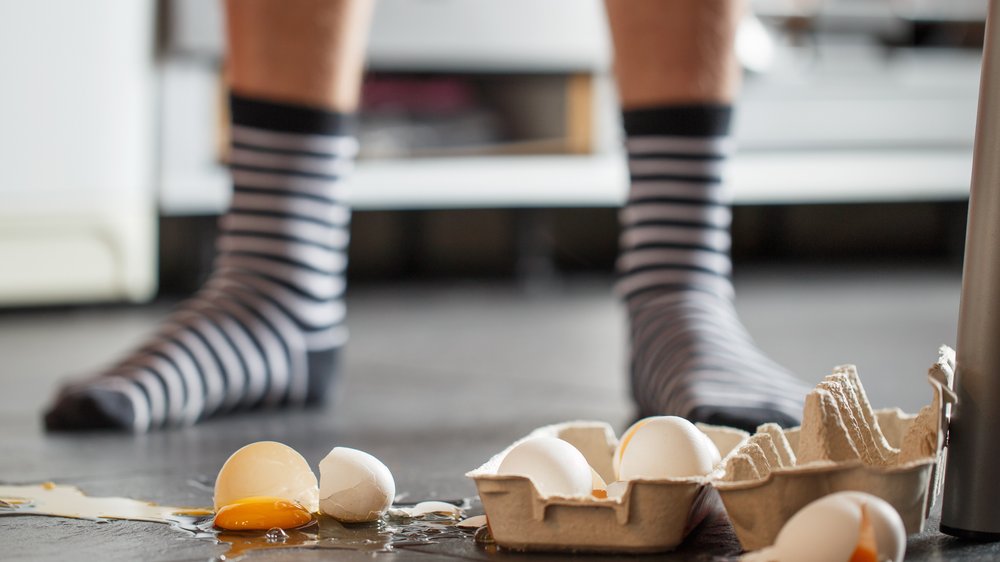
[44, 95, 354, 432]
[618, 105, 808, 431]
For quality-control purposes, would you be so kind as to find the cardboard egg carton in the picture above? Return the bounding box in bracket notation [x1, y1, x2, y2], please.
[714, 346, 957, 552]
[466, 420, 748, 553]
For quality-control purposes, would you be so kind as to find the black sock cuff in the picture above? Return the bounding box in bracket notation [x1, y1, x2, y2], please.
[622, 104, 732, 137]
[230, 93, 356, 136]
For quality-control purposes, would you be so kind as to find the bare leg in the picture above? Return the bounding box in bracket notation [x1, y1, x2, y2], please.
[606, 0, 809, 430]
[45, 0, 374, 432]
[226, 0, 373, 111]
[606, 0, 741, 108]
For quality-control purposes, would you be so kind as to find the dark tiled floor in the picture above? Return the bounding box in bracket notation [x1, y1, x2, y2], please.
[3, 266, 998, 560]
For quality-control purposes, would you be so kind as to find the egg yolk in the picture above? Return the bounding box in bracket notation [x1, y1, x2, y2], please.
[213, 496, 313, 531]
[591, 489, 608, 499]
[849, 505, 879, 562]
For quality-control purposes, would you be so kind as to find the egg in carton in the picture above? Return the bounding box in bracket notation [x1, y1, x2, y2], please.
[466, 420, 748, 553]
[714, 346, 957, 552]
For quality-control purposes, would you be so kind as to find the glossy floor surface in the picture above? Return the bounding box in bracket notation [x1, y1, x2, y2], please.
[2, 266, 998, 560]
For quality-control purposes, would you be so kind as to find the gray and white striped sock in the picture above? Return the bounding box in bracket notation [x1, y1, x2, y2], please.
[619, 105, 808, 431]
[45, 95, 354, 432]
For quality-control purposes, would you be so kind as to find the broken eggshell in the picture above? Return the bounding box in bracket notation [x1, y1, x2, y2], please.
[744, 491, 905, 562]
[319, 447, 395, 523]
[457, 514, 488, 528]
[214, 441, 319, 513]
[838, 491, 906, 562]
[388, 500, 463, 519]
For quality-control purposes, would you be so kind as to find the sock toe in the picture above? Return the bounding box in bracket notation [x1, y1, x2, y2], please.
[44, 388, 134, 431]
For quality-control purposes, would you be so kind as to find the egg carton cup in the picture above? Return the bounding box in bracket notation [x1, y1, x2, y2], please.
[714, 346, 957, 552]
[466, 420, 749, 553]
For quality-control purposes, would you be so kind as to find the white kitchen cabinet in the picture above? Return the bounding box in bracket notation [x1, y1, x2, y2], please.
[0, 0, 157, 305]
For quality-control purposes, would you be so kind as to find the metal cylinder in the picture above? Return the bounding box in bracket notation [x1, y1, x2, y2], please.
[941, 0, 1000, 540]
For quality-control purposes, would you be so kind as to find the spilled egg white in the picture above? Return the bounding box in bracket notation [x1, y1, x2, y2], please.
[319, 447, 396, 523]
[214, 441, 319, 512]
[763, 491, 906, 562]
[496, 437, 593, 498]
[614, 416, 719, 480]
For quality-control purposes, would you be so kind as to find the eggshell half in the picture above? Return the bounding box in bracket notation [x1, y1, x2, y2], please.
[319, 447, 396, 523]
[772, 493, 862, 562]
[214, 441, 319, 512]
[497, 437, 593, 498]
[838, 492, 907, 562]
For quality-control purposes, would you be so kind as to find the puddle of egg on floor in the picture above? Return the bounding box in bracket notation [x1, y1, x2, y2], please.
[0, 483, 483, 560]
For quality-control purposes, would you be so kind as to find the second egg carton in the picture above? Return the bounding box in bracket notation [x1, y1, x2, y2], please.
[713, 346, 956, 551]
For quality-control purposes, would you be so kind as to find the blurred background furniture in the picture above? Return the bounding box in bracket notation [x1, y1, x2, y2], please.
[0, 0, 987, 305]
[0, 0, 157, 306]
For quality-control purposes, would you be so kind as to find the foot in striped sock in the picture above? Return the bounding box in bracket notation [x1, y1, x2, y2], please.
[619, 105, 809, 432]
[44, 95, 354, 432]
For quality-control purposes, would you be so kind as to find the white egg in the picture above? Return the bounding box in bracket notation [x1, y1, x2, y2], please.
[496, 437, 593, 498]
[770, 491, 906, 562]
[319, 447, 396, 523]
[615, 416, 719, 480]
[214, 441, 319, 512]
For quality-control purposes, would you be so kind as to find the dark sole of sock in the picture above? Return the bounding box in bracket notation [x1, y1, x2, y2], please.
[305, 348, 340, 406]
[687, 405, 800, 434]
[44, 388, 134, 431]
[44, 349, 342, 432]
[628, 405, 800, 435]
